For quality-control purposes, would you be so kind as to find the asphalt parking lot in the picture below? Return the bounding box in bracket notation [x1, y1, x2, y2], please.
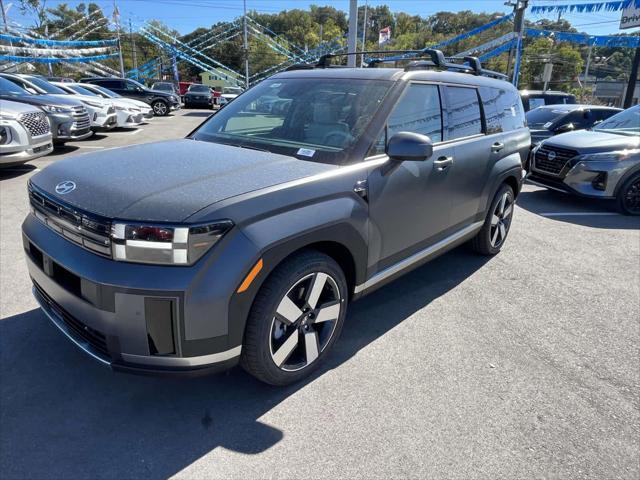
[1, 109, 639, 479]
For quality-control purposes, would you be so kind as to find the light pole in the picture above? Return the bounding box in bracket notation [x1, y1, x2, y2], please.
[347, 0, 357, 67]
[243, 0, 249, 89]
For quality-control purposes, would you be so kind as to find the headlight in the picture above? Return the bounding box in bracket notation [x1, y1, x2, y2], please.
[41, 105, 73, 114]
[83, 100, 103, 108]
[115, 105, 127, 111]
[111, 220, 233, 265]
[0, 126, 11, 145]
[575, 149, 640, 162]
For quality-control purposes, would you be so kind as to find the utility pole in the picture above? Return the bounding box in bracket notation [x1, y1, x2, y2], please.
[505, 0, 528, 82]
[113, 0, 125, 77]
[584, 43, 593, 99]
[623, 47, 640, 108]
[129, 19, 138, 80]
[360, 0, 368, 67]
[243, 0, 249, 89]
[347, 0, 358, 67]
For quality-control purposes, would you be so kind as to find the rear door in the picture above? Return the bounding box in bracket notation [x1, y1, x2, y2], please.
[442, 85, 495, 229]
[366, 82, 456, 272]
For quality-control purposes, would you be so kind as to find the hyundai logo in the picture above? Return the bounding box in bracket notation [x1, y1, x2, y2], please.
[55, 180, 76, 195]
[547, 150, 557, 161]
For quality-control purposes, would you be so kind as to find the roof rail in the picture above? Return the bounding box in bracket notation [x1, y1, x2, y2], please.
[285, 49, 508, 80]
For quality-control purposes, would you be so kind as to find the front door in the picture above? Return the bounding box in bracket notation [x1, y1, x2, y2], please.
[367, 82, 455, 272]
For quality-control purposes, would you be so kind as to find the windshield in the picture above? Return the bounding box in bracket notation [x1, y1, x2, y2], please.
[594, 106, 640, 136]
[90, 85, 120, 98]
[526, 108, 570, 129]
[0, 77, 29, 95]
[223, 87, 243, 95]
[27, 76, 68, 95]
[68, 85, 99, 97]
[193, 78, 391, 164]
[153, 83, 173, 91]
[188, 85, 210, 92]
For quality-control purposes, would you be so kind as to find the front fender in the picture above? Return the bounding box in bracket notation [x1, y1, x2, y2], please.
[226, 195, 369, 348]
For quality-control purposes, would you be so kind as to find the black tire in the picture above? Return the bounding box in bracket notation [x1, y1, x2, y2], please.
[151, 100, 169, 116]
[470, 184, 515, 255]
[616, 172, 640, 216]
[240, 250, 348, 386]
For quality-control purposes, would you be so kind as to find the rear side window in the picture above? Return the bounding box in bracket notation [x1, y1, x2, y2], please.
[479, 87, 502, 134]
[444, 86, 482, 140]
[95, 79, 122, 89]
[481, 86, 525, 133]
[369, 83, 442, 156]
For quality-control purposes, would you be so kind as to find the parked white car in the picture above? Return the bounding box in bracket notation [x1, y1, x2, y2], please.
[0, 99, 53, 166]
[53, 82, 145, 128]
[78, 83, 154, 121]
[218, 86, 244, 106]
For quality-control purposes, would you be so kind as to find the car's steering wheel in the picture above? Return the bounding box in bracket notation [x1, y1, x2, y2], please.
[322, 131, 352, 148]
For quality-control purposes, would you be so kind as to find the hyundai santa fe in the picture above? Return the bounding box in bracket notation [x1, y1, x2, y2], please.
[23, 51, 530, 385]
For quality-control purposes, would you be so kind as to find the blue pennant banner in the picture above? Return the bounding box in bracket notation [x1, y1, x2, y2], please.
[365, 14, 514, 64]
[531, 1, 640, 15]
[479, 39, 517, 61]
[0, 53, 119, 63]
[0, 33, 117, 47]
[526, 28, 640, 47]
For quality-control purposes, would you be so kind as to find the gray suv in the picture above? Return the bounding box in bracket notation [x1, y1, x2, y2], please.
[528, 105, 640, 215]
[22, 51, 530, 385]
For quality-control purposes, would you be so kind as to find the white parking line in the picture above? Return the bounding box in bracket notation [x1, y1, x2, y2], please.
[540, 212, 621, 217]
[129, 129, 142, 135]
[76, 145, 105, 149]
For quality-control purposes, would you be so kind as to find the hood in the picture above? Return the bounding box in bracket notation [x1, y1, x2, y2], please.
[542, 129, 640, 154]
[118, 98, 151, 109]
[59, 93, 111, 107]
[0, 92, 82, 109]
[185, 90, 211, 96]
[0, 98, 41, 117]
[30, 139, 335, 222]
[147, 88, 173, 97]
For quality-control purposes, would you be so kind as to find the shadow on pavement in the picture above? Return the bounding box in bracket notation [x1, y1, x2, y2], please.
[517, 187, 640, 230]
[0, 164, 37, 181]
[49, 144, 80, 156]
[0, 247, 489, 479]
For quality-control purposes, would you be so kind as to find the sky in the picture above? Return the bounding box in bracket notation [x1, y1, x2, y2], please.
[4, 0, 636, 37]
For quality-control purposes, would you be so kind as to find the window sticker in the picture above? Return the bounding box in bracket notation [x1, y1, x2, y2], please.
[297, 148, 316, 157]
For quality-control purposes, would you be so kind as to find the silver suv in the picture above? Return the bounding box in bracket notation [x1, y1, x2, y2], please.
[528, 105, 640, 215]
[0, 99, 53, 166]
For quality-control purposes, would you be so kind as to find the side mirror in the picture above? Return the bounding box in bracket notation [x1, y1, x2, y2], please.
[386, 132, 433, 161]
[554, 123, 574, 133]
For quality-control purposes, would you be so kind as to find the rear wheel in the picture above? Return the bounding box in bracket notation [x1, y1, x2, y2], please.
[470, 184, 515, 255]
[617, 173, 640, 216]
[241, 250, 348, 386]
[152, 100, 168, 116]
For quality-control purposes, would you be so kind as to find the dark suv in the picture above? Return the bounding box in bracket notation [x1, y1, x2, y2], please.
[23, 51, 529, 385]
[80, 77, 180, 116]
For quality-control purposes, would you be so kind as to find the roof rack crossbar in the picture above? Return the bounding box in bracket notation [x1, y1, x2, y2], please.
[284, 49, 508, 80]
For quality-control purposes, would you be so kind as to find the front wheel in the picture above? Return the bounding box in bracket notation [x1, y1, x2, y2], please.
[241, 250, 348, 386]
[470, 184, 515, 255]
[617, 173, 640, 216]
[152, 100, 169, 116]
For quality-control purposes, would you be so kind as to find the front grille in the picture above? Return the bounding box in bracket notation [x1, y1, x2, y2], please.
[18, 111, 50, 137]
[534, 145, 578, 177]
[29, 184, 112, 257]
[71, 105, 91, 131]
[33, 280, 110, 358]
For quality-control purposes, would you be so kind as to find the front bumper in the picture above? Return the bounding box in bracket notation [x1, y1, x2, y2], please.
[115, 109, 144, 128]
[528, 155, 634, 199]
[0, 119, 53, 164]
[91, 111, 118, 130]
[22, 212, 258, 375]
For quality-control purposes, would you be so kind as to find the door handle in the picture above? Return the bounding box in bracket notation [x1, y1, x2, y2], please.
[434, 156, 453, 171]
[491, 142, 505, 153]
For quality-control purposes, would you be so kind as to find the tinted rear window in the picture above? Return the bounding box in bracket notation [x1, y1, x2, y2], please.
[444, 86, 482, 140]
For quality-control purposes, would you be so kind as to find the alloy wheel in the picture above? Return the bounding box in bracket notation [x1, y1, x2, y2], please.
[269, 272, 342, 372]
[490, 192, 514, 248]
[623, 178, 640, 214]
[153, 102, 167, 116]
